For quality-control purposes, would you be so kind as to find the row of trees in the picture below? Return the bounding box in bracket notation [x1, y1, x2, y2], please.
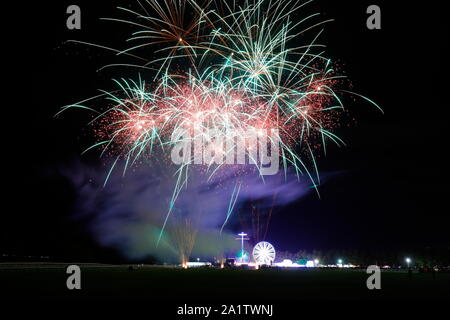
[275, 248, 450, 266]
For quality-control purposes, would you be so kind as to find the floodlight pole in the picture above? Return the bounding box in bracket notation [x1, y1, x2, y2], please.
[237, 232, 248, 262]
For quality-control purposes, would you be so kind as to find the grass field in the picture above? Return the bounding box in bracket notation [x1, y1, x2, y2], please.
[1, 263, 449, 301]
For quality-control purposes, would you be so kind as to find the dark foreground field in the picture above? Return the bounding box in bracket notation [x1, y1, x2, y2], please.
[1, 263, 449, 302]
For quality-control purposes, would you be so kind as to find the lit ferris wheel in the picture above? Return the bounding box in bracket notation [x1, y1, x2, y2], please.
[252, 241, 276, 265]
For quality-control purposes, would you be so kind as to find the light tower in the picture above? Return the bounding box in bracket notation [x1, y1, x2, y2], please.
[405, 257, 411, 269]
[236, 232, 249, 263]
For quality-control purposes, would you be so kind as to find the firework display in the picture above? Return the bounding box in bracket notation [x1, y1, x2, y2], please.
[59, 0, 380, 244]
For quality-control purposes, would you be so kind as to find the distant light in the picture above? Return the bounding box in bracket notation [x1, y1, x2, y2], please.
[405, 257, 411, 263]
[314, 259, 319, 265]
[236, 250, 250, 263]
[274, 259, 302, 268]
[186, 262, 211, 268]
[306, 260, 314, 268]
[338, 259, 343, 264]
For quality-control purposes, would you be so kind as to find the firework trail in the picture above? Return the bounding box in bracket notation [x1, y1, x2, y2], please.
[170, 214, 198, 266]
[59, 0, 381, 245]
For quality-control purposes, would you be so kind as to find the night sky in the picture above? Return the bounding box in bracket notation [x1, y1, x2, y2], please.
[3, 0, 448, 262]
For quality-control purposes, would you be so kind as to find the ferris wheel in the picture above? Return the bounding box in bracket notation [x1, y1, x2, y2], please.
[252, 241, 276, 265]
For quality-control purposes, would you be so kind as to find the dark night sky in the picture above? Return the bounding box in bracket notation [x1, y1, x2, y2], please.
[2, 0, 448, 261]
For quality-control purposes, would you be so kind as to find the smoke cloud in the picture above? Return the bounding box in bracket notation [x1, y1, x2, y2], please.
[59, 161, 316, 262]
